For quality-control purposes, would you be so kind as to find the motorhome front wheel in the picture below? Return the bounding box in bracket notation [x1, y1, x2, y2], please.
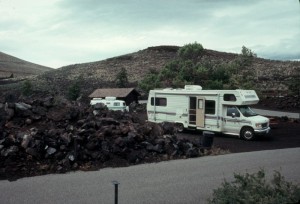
[241, 127, 255, 141]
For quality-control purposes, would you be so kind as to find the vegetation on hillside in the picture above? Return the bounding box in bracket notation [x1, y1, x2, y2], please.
[0, 43, 299, 108]
[287, 67, 300, 98]
[139, 42, 258, 93]
[68, 76, 83, 101]
[21, 80, 33, 96]
[115, 67, 129, 88]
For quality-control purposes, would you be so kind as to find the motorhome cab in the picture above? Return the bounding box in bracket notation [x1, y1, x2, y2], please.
[147, 85, 270, 140]
[90, 97, 129, 112]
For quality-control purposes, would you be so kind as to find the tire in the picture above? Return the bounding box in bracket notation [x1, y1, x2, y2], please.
[176, 123, 184, 133]
[240, 127, 255, 141]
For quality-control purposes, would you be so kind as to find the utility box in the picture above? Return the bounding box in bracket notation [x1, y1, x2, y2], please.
[201, 131, 214, 148]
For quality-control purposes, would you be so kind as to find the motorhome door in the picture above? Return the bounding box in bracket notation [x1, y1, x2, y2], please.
[223, 106, 241, 134]
[189, 97, 197, 125]
[196, 97, 205, 128]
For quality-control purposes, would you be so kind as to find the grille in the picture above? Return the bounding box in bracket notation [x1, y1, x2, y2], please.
[262, 123, 268, 128]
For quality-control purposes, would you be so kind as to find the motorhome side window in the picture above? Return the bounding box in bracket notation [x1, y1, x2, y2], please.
[227, 106, 240, 117]
[224, 94, 236, 101]
[205, 100, 215, 114]
[114, 102, 120, 106]
[151, 97, 167, 106]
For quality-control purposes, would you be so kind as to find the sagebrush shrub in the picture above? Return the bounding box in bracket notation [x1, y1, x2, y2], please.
[208, 169, 300, 204]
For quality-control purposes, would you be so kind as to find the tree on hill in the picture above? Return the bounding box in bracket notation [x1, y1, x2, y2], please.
[236, 46, 257, 67]
[115, 67, 129, 88]
[178, 42, 204, 62]
[68, 76, 83, 101]
[287, 68, 300, 98]
[224, 46, 257, 90]
[138, 69, 160, 93]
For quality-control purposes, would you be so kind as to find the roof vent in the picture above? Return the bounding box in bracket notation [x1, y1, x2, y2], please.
[105, 96, 117, 100]
[184, 85, 202, 90]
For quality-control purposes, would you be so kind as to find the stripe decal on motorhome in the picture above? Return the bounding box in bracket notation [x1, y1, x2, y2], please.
[147, 111, 188, 117]
[148, 111, 251, 124]
[206, 115, 251, 124]
[223, 118, 251, 124]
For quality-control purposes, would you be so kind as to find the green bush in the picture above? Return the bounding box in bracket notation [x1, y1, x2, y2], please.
[236, 46, 257, 67]
[178, 41, 204, 61]
[22, 80, 33, 96]
[208, 169, 300, 204]
[138, 69, 161, 93]
[68, 77, 83, 101]
[287, 68, 300, 97]
[115, 67, 129, 88]
[138, 43, 259, 92]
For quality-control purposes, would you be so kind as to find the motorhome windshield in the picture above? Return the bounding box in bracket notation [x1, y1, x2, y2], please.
[237, 106, 258, 117]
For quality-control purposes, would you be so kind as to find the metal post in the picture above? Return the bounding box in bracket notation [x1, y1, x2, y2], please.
[112, 181, 120, 204]
[73, 135, 77, 161]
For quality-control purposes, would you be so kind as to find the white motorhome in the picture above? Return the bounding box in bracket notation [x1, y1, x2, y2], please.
[147, 85, 270, 140]
[90, 97, 129, 112]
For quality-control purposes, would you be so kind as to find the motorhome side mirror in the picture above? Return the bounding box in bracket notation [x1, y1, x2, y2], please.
[231, 113, 236, 118]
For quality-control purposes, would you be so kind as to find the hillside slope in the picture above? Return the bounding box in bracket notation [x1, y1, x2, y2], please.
[37, 45, 299, 96]
[0, 51, 53, 78]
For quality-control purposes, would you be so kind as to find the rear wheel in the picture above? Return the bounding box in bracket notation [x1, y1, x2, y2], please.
[176, 123, 184, 133]
[240, 127, 255, 141]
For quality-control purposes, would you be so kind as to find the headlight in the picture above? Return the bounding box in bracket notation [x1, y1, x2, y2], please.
[255, 123, 262, 128]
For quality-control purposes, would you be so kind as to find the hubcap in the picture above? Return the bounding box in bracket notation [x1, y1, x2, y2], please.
[244, 130, 253, 139]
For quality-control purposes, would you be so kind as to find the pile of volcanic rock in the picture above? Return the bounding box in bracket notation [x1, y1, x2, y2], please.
[0, 97, 202, 180]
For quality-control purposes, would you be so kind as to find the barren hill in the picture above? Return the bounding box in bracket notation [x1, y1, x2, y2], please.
[37, 45, 299, 97]
[42, 46, 180, 83]
[0, 51, 53, 78]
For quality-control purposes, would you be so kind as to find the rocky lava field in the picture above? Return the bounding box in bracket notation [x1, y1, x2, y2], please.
[0, 97, 213, 181]
[0, 95, 299, 181]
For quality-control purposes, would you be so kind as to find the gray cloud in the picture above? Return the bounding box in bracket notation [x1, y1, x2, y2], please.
[0, 0, 299, 67]
[255, 34, 300, 60]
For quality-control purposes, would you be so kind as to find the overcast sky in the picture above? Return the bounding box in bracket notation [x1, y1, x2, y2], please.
[1, 0, 299, 68]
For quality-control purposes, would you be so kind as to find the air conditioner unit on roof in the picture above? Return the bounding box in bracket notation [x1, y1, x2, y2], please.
[184, 85, 202, 90]
[105, 96, 117, 100]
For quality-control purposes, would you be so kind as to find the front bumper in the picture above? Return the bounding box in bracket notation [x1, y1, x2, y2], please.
[254, 127, 271, 135]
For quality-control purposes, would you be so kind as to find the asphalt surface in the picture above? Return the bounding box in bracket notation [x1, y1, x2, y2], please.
[0, 148, 299, 204]
[178, 118, 300, 153]
[253, 108, 300, 119]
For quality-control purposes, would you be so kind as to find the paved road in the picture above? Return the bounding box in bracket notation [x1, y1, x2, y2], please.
[253, 108, 300, 119]
[0, 148, 299, 204]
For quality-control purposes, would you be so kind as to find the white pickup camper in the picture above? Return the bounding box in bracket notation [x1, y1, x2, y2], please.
[147, 85, 270, 140]
[90, 97, 129, 112]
